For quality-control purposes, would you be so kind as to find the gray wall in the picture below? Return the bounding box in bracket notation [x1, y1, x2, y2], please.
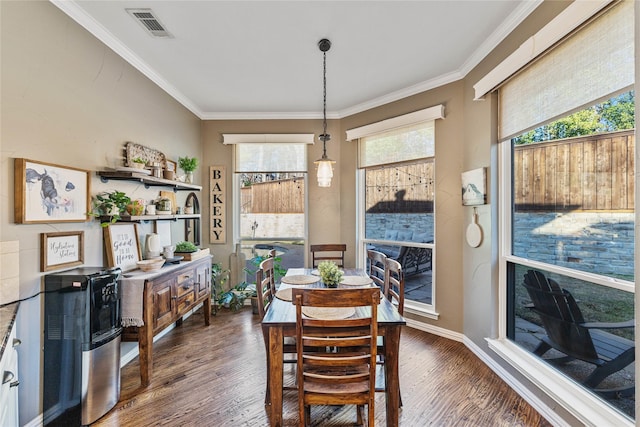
[1, 2, 201, 423]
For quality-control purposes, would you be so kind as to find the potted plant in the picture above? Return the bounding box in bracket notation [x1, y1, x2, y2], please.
[317, 261, 343, 288]
[89, 190, 131, 226]
[126, 198, 145, 216]
[130, 157, 147, 169]
[178, 156, 198, 183]
[175, 241, 198, 254]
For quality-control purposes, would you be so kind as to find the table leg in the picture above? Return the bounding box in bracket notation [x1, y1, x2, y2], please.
[384, 327, 401, 427]
[268, 326, 284, 426]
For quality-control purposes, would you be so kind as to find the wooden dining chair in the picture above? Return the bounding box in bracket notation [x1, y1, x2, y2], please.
[260, 255, 277, 296]
[292, 287, 380, 427]
[377, 258, 405, 405]
[310, 244, 346, 268]
[366, 249, 387, 289]
[257, 259, 296, 405]
[384, 258, 405, 316]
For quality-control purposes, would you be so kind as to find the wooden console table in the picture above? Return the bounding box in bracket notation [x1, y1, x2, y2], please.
[121, 256, 211, 386]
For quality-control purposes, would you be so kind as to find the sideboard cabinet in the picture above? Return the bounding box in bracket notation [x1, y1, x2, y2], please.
[123, 257, 211, 386]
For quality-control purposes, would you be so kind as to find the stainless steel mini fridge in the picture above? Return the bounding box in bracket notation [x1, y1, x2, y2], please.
[43, 267, 122, 426]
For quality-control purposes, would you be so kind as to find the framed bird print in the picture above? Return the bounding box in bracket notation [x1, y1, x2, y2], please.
[14, 158, 90, 223]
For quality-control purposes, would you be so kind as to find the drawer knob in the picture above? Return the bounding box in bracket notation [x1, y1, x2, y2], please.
[9, 380, 19, 388]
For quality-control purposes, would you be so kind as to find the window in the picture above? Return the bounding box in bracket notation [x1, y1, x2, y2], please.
[496, 1, 635, 422]
[225, 135, 312, 282]
[349, 106, 444, 312]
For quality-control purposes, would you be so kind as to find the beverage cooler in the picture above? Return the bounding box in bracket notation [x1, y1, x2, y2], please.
[43, 267, 122, 426]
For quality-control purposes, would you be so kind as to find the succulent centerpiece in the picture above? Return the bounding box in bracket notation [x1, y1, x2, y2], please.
[317, 261, 343, 288]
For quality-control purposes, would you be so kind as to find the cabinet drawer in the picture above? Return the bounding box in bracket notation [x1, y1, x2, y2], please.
[176, 293, 195, 314]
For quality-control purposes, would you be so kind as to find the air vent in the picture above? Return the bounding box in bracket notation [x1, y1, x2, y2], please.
[126, 8, 173, 38]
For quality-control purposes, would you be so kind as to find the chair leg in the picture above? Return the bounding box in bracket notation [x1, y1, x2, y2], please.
[356, 405, 364, 426]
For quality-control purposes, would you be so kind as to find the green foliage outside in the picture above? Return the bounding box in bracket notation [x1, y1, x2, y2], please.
[512, 91, 635, 145]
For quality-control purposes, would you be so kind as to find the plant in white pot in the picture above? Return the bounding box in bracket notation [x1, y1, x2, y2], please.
[88, 190, 131, 226]
[178, 156, 198, 183]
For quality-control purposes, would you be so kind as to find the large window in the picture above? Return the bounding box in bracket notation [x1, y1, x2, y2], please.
[350, 107, 443, 312]
[497, 1, 635, 423]
[225, 135, 312, 284]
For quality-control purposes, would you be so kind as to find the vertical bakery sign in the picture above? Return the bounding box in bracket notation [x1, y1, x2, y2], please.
[210, 166, 226, 244]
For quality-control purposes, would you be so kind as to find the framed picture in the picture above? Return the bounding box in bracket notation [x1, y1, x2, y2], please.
[461, 167, 487, 206]
[40, 231, 84, 272]
[14, 158, 90, 224]
[103, 223, 142, 271]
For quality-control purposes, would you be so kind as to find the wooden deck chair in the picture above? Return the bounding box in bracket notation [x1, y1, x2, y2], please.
[523, 269, 635, 398]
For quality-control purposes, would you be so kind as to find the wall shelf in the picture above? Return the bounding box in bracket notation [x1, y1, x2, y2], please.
[96, 171, 202, 192]
[99, 214, 200, 223]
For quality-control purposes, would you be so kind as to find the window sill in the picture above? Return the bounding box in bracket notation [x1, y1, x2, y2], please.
[405, 301, 439, 320]
[487, 338, 633, 427]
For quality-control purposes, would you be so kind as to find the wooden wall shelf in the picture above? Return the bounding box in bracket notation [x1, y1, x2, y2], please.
[97, 170, 202, 192]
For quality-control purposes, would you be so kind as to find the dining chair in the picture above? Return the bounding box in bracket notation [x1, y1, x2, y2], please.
[310, 244, 346, 268]
[377, 258, 405, 405]
[366, 249, 387, 289]
[292, 287, 380, 427]
[384, 258, 405, 316]
[260, 255, 277, 296]
[257, 260, 297, 405]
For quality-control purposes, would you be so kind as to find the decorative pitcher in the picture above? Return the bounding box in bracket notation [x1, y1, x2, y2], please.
[144, 233, 161, 259]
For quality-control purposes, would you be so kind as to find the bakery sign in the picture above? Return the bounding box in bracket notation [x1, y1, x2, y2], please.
[209, 166, 226, 244]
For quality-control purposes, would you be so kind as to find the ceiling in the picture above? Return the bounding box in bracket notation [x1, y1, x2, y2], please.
[52, 1, 541, 120]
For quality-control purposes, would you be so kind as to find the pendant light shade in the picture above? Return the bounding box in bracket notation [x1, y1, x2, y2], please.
[315, 38, 334, 187]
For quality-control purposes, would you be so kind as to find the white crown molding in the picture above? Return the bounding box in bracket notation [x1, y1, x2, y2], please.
[51, 0, 542, 121]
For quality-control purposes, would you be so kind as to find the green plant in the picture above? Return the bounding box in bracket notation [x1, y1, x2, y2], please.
[132, 157, 146, 164]
[244, 253, 286, 283]
[217, 282, 257, 312]
[178, 156, 199, 172]
[317, 261, 343, 287]
[89, 190, 131, 226]
[175, 241, 198, 253]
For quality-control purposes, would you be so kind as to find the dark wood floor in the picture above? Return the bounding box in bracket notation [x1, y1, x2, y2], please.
[94, 307, 552, 426]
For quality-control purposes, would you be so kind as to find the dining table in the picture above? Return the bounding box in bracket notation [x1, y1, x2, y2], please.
[261, 267, 406, 427]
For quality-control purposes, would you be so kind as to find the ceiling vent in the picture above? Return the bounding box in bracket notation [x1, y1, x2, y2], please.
[126, 8, 173, 38]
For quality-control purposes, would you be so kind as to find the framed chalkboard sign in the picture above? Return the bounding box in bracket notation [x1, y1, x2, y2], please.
[103, 223, 141, 271]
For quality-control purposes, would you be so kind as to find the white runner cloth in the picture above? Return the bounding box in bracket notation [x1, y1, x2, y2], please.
[120, 263, 187, 327]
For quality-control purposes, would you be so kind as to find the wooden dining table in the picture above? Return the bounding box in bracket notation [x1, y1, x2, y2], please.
[261, 268, 406, 427]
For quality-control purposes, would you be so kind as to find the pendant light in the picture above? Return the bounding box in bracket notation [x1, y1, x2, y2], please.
[314, 38, 335, 188]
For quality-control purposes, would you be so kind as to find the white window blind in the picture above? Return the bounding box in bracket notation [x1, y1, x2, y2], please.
[222, 133, 311, 173]
[359, 121, 435, 168]
[234, 143, 307, 173]
[499, 0, 634, 141]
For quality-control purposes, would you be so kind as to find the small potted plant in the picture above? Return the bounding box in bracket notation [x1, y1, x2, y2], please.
[130, 157, 147, 169]
[317, 261, 343, 288]
[89, 190, 132, 226]
[125, 198, 145, 216]
[178, 156, 199, 183]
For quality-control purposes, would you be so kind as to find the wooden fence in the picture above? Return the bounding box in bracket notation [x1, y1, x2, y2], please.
[514, 130, 635, 211]
[241, 177, 305, 213]
[365, 160, 434, 213]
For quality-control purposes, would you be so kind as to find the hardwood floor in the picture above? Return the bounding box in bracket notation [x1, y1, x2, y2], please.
[94, 307, 551, 426]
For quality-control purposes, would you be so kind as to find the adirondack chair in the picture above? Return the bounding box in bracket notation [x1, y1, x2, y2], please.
[522, 269, 635, 398]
